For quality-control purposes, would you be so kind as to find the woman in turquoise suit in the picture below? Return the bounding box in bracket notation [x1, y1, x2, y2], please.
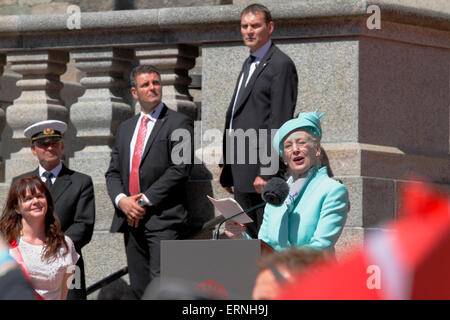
[225, 111, 349, 255]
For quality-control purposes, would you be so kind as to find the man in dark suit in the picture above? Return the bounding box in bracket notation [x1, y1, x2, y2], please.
[105, 65, 193, 299]
[219, 3, 298, 238]
[12, 119, 95, 300]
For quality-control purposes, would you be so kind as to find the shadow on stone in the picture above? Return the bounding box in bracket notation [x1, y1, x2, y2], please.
[97, 278, 137, 300]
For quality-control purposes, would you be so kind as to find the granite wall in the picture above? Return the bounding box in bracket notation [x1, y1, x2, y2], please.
[0, 0, 448, 299]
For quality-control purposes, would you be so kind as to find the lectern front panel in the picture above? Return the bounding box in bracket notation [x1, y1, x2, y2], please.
[161, 239, 261, 299]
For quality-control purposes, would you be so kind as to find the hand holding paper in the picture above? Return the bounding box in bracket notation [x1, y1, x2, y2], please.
[207, 196, 253, 224]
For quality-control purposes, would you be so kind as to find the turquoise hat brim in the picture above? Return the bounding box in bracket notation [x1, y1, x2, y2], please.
[273, 111, 324, 156]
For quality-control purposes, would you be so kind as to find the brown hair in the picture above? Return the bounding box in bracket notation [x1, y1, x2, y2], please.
[257, 247, 326, 274]
[130, 64, 161, 88]
[241, 3, 273, 24]
[0, 176, 68, 262]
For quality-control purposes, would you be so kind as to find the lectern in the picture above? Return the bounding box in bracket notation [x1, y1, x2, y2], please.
[160, 239, 273, 299]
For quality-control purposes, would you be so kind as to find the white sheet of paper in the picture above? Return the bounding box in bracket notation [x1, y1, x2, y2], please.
[207, 195, 254, 224]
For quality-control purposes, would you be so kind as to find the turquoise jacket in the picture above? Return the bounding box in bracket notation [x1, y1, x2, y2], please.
[257, 166, 349, 253]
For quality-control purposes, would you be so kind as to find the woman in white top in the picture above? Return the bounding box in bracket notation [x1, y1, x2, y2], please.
[0, 176, 79, 300]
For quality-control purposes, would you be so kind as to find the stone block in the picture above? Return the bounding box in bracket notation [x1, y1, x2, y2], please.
[359, 37, 449, 155]
[5, 152, 38, 182]
[337, 176, 363, 228]
[92, 180, 115, 232]
[0, 183, 9, 209]
[31, 3, 71, 15]
[18, 0, 51, 6]
[0, 160, 3, 183]
[61, 81, 85, 108]
[0, 0, 18, 6]
[202, 42, 246, 135]
[282, 40, 359, 144]
[323, 143, 361, 177]
[69, 147, 113, 180]
[338, 176, 396, 229]
[361, 177, 395, 228]
[334, 226, 364, 260]
[323, 142, 450, 184]
[61, 59, 83, 84]
[76, 0, 115, 12]
[360, 147, 450, 183]
[0, 5, 30, 16]
[185, 179, 215, 233]
[82, 231, 127, 289]
[135, 0, 230, 8]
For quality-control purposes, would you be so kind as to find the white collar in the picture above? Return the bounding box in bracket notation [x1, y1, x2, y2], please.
[38, 162, 62, 178]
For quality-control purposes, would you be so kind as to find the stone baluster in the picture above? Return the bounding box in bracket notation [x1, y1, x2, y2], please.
[5, 50, 69, 181]
[0, 53, 6, 136]
[69, 48, 134, 178]
[0, 54, 6, 181]
[134, 44, 199, 120]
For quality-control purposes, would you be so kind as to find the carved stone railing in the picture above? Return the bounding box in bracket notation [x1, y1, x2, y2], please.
[0, 54, 5, 136]
[5, 50, 69, 179]
[0, 0, 448, 297]
[0, 54, 5, 181]
[69, 48, 135, 177]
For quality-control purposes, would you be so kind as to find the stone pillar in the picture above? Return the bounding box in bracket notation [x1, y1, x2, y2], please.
[0, 53, 6, 182]
[135, 44, 199, 120]
[0, 53, 6, 132]
[5, 50, 69, 181]
[69, 48, 134, 179]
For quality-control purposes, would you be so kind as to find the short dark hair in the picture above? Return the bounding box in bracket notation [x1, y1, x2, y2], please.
[130, 65, 161, 87]
[241, 3, 273, 24]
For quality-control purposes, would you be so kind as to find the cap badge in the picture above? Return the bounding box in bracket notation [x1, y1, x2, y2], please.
[43, 128, 55, 136]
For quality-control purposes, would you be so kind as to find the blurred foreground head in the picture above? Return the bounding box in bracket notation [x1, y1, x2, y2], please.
[252, 247, 327, 300]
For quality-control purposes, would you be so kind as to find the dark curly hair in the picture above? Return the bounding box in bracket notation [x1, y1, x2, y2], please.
[0, 176, 68, 262]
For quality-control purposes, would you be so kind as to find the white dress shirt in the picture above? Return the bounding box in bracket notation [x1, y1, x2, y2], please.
[114, 102, 164, 208]
[39, 162, 63, 184]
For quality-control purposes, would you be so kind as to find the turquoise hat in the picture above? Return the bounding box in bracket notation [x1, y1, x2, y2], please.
[273, 110, 325, 156]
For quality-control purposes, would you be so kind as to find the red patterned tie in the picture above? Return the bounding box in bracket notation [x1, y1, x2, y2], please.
[129, 116, 150, 195]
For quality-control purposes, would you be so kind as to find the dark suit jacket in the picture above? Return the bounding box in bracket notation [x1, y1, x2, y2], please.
[0, 268, 37, 300]
[221, 42, 298, 192]
[12, 164, 95, 253]
[105, 104, 193, 233]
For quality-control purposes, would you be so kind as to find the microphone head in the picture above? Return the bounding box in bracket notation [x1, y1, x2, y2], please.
[262, 177, 290, 206]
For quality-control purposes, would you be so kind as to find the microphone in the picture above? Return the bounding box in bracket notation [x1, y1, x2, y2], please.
[213, 177, 290, 240]
[261, 177, 290, 206]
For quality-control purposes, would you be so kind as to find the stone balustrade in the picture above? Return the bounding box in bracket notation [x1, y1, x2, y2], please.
[0, 0, 449, 298]
[69, 48, 135, 178]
